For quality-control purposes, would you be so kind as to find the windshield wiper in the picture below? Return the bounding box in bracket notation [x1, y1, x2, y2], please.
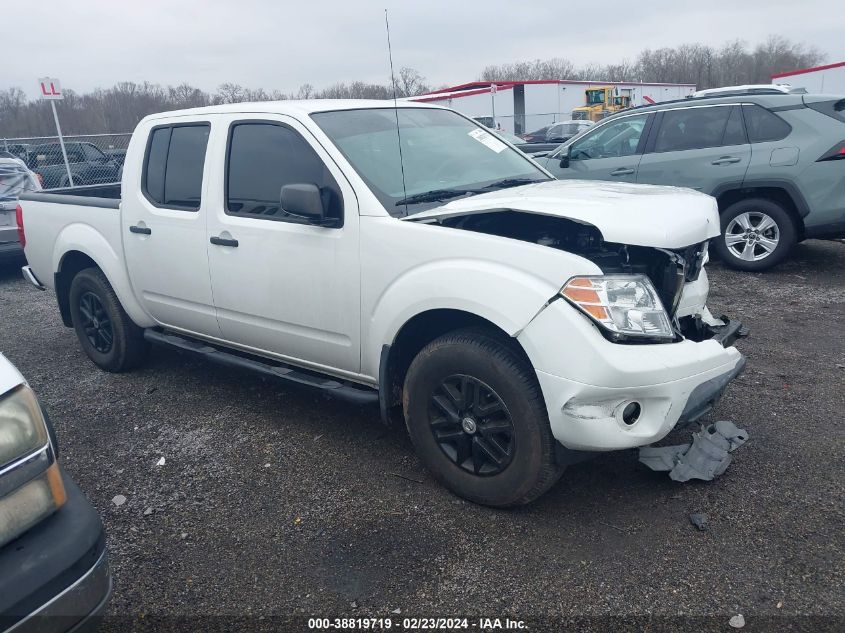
[474, 177, 546, 192]
[395, 188, 471, 206]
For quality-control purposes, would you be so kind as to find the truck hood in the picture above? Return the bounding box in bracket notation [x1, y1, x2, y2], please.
[406, 180, 720, 249]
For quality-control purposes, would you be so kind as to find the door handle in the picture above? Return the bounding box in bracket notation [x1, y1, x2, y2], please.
[610, 167, 635, 176]
[711, 156, 742, 165]
[129, 225, 151, 235]
[210, 236, 239, 247]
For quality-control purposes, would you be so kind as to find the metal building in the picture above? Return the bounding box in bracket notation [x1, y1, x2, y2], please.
[409, 80, 696, 134]
[771, 61, 845, 94]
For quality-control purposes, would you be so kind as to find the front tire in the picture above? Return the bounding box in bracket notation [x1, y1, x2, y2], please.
[714, 198, 796, 271]
[69, 268, 148, 372]
[403, 328, 564, 507]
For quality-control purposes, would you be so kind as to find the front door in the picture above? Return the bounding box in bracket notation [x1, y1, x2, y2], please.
[544, 112, 651, 183]
[636, 105, 751, 193]
[205, 115, 361, 374]
[122, 121, 220, 336]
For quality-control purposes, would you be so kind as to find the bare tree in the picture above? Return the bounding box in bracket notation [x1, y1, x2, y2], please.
[168, 83, 208, 108]
[215, 83, 245, 104]
[297, 83, 315, 99]
[0, 39, 830, 138]
[397, 67, 430, 97]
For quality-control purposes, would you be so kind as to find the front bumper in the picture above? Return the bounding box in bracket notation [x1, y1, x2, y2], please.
[0, 471, 111, 633]
[518, 299, 746, 451]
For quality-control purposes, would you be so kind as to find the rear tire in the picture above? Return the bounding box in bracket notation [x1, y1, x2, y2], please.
[403, 328, 564, 507]
[714, 198, 796, 271]
[69, 267, 148, 372]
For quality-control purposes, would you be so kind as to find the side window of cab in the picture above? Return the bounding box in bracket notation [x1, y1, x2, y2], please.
[568, 113, 650, 160]
[225, 121, 343, 226]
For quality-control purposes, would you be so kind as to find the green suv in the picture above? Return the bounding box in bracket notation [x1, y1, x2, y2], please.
[538, 89, 845, 270]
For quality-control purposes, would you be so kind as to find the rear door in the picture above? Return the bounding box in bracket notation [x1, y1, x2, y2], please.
[204, 115, 361, 373]
[636, 104, 751, 194]
[545, 112, 651, 182]
[740, 103, 801, 182]
[122, 120, 220, 336]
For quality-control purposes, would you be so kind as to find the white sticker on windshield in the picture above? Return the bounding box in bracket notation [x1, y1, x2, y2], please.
[468, 128, 508, 153]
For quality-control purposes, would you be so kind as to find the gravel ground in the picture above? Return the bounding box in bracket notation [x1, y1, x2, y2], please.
[1, 241, 843, 632]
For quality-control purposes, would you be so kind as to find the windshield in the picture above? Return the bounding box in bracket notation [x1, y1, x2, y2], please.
[312, 108, 549, 216]
[586, 90, 606, 105]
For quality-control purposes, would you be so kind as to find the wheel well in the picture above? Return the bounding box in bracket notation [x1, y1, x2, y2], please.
[55, 251, 99, 327]
[379, 309, 533, 425]
[717, 187, 805, 240]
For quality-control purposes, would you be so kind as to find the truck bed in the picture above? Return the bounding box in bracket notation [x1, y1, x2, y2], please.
[18, 183, 123, 294]
[20, 183, 121, 208]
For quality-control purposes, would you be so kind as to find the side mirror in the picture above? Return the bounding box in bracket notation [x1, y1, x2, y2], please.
[280, 183, 338, 227]
[559, 148, 571, 169]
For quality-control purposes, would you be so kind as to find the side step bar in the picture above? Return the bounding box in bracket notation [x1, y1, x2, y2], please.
[143, 329, 378, 405]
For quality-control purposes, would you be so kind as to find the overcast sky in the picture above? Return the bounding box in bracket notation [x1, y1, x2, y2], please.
[7, 0, 843, 98]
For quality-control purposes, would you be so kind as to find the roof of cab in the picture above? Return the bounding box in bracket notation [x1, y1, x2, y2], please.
[142, 99, 442, 122]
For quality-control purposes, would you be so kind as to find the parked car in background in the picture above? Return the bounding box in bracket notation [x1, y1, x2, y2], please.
[497, 131, 550, 157]
[26, 142, 121, 189]
[0, 157, 41, 260]
[519, 125, 552, 143]
[1, 144, 32, 164]
[19, 100, 746, 507]
[0, 353, 111, 632]
[519, 121, 593, 153]
[103, 148, 127, 166]
[538, 89, 845, 270]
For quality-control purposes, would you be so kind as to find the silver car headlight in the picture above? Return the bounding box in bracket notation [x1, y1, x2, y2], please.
[561, 274, 674, 341]
[0, 385, 66, 548]
[0, 385, 49, 467]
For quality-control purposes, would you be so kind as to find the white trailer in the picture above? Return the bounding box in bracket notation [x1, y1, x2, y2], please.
[411, 80, 696, 134]
[771, 61, 845, 94]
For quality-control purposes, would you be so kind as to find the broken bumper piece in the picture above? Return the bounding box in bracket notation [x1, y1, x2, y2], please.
[677, 355, 747, 426]
[638, 420, 749, 482]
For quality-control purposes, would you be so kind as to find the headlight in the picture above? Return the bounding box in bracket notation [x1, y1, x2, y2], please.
[0, 385, 49, 468]
[561, 275, 674, 341]
[0, 463, 66, 548]
[0, 385, 66, 548]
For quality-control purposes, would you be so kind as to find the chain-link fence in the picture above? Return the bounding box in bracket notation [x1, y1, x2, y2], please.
[1, 133, 131, 189]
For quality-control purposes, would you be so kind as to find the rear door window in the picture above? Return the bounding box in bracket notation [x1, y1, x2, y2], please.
[722, 106, 747, 145]
[143, 123, 209, 210]
[741, 104, 792, 143]
[653, 106, 732, 152]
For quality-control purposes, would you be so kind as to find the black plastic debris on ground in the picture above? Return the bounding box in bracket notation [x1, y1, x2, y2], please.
[638, 420, 749, 482]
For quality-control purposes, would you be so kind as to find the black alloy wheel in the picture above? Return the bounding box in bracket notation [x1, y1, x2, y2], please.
[68, 267, 148, 372]
[429, 374, 515, 476]
[78, 291, 114, 353]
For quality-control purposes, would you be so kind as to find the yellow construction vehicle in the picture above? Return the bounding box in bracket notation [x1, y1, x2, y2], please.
[572, 86, 632, 122]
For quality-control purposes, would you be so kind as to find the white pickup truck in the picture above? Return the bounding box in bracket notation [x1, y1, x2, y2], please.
[18, 100, 747, 506]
